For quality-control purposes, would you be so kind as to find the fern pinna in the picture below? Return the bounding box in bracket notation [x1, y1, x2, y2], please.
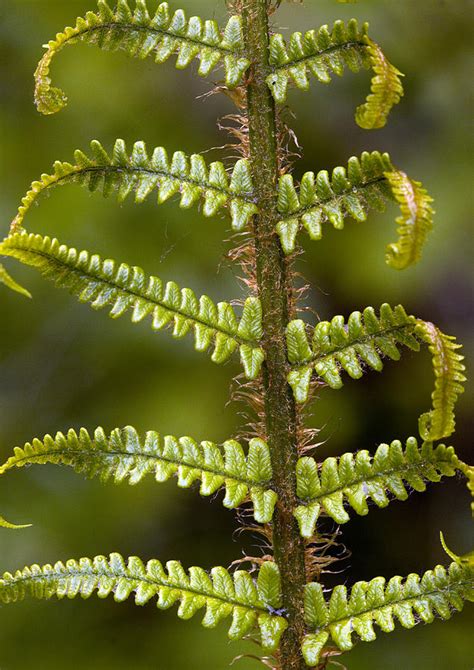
[0, 1, 472, 669]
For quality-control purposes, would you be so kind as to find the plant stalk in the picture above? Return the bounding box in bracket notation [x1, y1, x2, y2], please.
[241, 1, 307, 668]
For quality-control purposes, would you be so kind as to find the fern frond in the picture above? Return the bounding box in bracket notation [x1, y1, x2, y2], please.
[286, 303, 419, 403]
[293, 437, 462, 538]
[0, 554, 287, 650]
[440, 533, 474, 568]
[384, 170, 435, 269]
[286, 306, 466, 437]
[465, 466, 474, 517]
[302, 561, 474, 666]
[415, 321, 466, 441]
[355, 37, 404, 130]
[0, 426, 277, 523]
[0, 233, 265, 379]
[266, 19, 370, 104]
[0, 516, 31, 530]
[0, 264, 31, 298]
[11, 140, 257, 234]
[275, 151, 434, 267]
[266, 21, 403, 129]
[34, 1, 249, 115]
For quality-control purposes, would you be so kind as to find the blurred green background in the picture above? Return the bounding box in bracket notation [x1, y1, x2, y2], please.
[0, 1, 472, 668]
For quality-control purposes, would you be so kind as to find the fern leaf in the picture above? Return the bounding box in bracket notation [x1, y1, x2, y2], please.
[294, 437, 462, 538]
[286, 306, 466, 438]
[0, 264, 31, 298]
[275, 151, 434, 267]
[266, 21, 403, 129]
[0, 233, 265, 379]
[355, 37, 404, 130]
[34, 1, 250, 115]
[415, 321, 466, 441]
[440, 533, 474, 568]
[0, 426, 277, 523]
[11, 140, 257, 234]
[0, 516, 31, 530]
[302, 561, 474, 666]
[0, 554, 287, 650]
[286, 303, 419, 403]
[267, 19, 369, 104]
[465, 465, 474, 517]
[384, 170, 435, 269]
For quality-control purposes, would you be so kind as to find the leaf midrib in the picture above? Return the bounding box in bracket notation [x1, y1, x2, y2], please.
[308, 575, 473, 636]
[278, 175, 390, 225]
[58, 20, 240, 57]
[1, 568, 272, 614]
[299, 452, 459, 505]
[271, 40, 368, 74]
[3, 446, 272, 488]
[292, 322, 417, 369]
[42, 165, 255, 203]
[8, 243, 257, 346]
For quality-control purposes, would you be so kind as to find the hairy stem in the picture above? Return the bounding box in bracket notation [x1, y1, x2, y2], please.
[241, 1, 307, 668]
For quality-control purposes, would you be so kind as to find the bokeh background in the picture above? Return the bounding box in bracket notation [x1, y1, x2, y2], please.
[0, 1, 472, 668]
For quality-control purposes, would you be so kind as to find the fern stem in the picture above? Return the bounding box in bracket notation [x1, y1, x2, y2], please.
[241, 1, 307, 668]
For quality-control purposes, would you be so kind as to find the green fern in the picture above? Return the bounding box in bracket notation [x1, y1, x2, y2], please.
[11, 147, 433, 269]
[355, 37, 404, 130]
[302, 561, 474, 666]
[384, 170, 435, 269]
[266, 19, 369, 104]
[0, 426, 277, 523]
[440, 532, 474, 568]
[34, 1, 249, 115]
[266, 20, 403, 129]
[11, 140, 257, 234]
[286, 303, 419, 403]
[2, 2, 471, 668]
[294, 437, 463, 538]
[0, 233, 265, 378]
[464, 466, 474, 517]
[416, 320, 466, 441]
[286, 305, 466, 441]
[275, 151, 434, 265]
[0, 264, 31, 299]
[0, 516, 31, 530]
[276, 151, 393, 254]
[0, 554, 286, 650]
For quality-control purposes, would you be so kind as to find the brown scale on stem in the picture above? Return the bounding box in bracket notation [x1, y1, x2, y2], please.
[239, 1, 308, 668]
[219, 2, 348, 667]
